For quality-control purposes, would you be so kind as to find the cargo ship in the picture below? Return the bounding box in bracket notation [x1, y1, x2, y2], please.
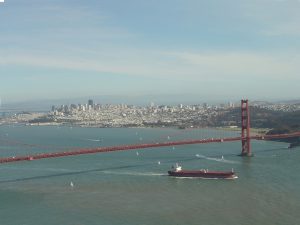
[168, 164, 238, 179]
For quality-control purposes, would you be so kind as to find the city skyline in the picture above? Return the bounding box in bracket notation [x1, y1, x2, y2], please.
[1, 0, 300, 103]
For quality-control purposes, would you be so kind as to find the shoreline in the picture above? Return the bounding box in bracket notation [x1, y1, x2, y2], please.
[1, 121, 266, 134]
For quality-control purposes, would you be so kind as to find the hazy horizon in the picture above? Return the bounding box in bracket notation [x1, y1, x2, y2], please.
[1, 94, 299, 113]
[1, 0, 300, 103]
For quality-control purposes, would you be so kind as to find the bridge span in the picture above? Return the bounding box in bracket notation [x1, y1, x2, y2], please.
[1, 132, 299, 164]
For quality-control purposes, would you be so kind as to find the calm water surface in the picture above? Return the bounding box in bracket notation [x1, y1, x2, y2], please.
[0, 126, 299, 225]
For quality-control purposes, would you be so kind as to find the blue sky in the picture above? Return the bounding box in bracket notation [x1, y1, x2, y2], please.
[0, 0, 300, 104]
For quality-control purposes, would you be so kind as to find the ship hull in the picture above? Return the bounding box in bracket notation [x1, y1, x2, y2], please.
[168, 170, 237, 179]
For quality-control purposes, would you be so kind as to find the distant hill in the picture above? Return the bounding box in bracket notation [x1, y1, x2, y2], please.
[214, 106, 300, 130]
[214, 106, 300, 144]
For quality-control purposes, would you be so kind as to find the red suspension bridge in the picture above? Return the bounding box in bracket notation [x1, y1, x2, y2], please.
[0, 100, 299, 164]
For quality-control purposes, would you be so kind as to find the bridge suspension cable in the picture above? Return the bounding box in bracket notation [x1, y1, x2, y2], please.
[0, 132, 300, 164]
[1, 100, 299, 164]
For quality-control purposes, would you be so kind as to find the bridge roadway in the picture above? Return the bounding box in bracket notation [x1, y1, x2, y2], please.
[0, 132, 299, 164]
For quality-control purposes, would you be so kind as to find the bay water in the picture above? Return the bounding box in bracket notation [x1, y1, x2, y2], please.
[0, 125, 299, 225]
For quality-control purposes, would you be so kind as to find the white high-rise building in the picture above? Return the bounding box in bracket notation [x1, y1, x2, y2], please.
[228, 102, 235, 108]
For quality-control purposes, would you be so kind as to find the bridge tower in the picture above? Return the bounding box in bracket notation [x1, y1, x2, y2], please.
[241, 99, 251, 156]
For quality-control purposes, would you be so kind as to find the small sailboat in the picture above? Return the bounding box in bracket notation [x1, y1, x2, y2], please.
[70, 181, 74, 188]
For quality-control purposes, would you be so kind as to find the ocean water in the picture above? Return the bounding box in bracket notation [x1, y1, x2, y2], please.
[0, 125, 299, 225]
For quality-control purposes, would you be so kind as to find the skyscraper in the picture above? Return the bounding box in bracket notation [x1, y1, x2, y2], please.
[88, 99, 94, 106]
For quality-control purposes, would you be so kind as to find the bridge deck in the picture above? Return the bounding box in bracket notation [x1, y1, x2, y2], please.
[0, 132, 299, 164]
